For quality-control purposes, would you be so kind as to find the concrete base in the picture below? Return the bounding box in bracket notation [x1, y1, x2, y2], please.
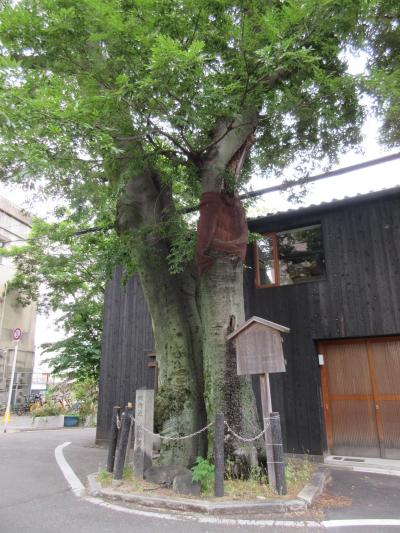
[87, 469, 330, 516]
[32, 415, 65, 429]
[324, 455, 400, 477]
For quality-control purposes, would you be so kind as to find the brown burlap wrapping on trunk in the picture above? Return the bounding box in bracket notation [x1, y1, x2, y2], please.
[195, 192, 248, 275]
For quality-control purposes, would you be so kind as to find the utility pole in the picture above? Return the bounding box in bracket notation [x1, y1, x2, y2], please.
[3, 328, 22, 433]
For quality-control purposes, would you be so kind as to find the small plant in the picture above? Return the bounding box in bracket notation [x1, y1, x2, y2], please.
[98, 468, 112, 487]
[123, 466, 133, 481]
[249, 464, 267, 485]
[285, 457, 313, 489]
[191, 457, 215, 494]
[224, 458, 235, 481]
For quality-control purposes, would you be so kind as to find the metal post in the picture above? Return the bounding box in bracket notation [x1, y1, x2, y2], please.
[14, 372, 21, 408]
[113, 404, 133, 481]
[106, 406, 121, 473]
[214, 412, 224, 497]
[3, 341, 19, 433]
[270, 412, 287, 495]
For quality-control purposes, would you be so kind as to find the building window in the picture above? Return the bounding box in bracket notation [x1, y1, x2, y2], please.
[254, 224, 325, 287]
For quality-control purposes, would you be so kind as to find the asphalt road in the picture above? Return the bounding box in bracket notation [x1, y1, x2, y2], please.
[1, 426, 400, 532]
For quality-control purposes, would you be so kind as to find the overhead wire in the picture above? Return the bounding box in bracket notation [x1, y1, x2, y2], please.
[3, 152, 400, 244]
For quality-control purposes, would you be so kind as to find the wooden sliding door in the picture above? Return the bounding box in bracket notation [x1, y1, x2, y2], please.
[320, 338, 400, 459]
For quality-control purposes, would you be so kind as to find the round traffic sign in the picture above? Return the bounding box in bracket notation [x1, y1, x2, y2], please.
[12, 328, 22, 341]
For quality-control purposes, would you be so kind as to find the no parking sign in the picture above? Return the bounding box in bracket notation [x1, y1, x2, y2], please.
[12, 328, 22, 341]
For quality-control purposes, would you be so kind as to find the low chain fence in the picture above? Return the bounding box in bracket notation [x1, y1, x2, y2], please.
[107, 401, 287, 496]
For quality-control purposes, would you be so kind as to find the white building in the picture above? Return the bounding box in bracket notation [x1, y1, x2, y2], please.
[0, 197, 37, 407]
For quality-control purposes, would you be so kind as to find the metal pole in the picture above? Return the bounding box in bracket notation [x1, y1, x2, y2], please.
[214, 412, 224, 497]
[106, 406, 121, 473]
[14, 372, 21, 408]
[3, 341, 19, 433]
[270, 412, 287, 495]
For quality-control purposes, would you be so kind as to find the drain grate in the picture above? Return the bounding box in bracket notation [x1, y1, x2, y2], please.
[330, 456, 365, 463]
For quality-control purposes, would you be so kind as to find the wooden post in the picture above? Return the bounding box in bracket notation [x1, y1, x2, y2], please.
[106, 406, 121, 473]
[214, 412, 224, 497]
[125, 402, 135, 466]
[270, 412, 287, 495]
[113, 404, 133, 481]
[260, 373, 276, 492]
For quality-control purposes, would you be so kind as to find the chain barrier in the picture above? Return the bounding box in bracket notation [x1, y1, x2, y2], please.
[129, 414, 213, 441]
[116, 404, 282, 448]
[224, 421, 265, 442]
[119, 410, 282, 448]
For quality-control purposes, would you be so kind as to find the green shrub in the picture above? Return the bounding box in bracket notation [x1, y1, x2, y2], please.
[191, 457, 214, 494]
[32, 401, 64, 417]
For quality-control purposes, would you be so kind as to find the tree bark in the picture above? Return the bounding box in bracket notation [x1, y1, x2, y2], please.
[198, 255, 261, 467]
[137, 244, 207, 466]
[117, 166, 207, 466]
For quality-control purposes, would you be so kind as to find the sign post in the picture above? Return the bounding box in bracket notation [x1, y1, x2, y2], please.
[259, 372, 276, 489]
[3, 328, 22, 433]
[227, 316, 290, 494]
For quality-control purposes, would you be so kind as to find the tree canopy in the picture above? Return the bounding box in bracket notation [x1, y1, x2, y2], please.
[1, 1, 370, 194]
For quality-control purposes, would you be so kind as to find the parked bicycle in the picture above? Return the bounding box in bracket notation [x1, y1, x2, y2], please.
[15, 393, 43, 416]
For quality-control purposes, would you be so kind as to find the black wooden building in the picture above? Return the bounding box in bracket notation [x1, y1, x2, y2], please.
[97, 186, 400, 460]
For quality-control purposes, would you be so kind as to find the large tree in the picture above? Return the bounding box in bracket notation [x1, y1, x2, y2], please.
[0, 0, 398, 466]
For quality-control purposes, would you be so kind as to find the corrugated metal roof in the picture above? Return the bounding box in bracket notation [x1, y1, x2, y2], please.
[248, 184, 400, 224]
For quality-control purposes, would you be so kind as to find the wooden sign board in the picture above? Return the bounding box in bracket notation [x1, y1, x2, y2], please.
[227, 316, 289, 376]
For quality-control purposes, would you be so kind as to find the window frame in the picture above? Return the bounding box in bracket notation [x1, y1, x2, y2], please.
[254, 224, 325, 289]
[254, 232, 280, 288]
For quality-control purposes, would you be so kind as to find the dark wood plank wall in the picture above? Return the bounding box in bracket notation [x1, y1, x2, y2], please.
[97, 190, 400, 453]
[96, 266, 155, 445]
[246, 193, 400, 455]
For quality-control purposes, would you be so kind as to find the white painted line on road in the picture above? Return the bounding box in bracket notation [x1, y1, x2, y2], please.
[323, 518, 400, 528]
[84, 496, 183, 522]
[54, 442, 85, 496]
[83, 498, 323, 529]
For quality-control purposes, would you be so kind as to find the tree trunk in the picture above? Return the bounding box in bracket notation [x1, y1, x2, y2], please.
[116, 119, 263, 468]
[198, 254, 261, 468]
[137, 244, 208, 466]
[117, 166, 207, 466]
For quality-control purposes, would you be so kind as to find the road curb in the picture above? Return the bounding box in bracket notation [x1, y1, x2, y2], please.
[87, 468, 330, 516]
[297, 470, 331, 505]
